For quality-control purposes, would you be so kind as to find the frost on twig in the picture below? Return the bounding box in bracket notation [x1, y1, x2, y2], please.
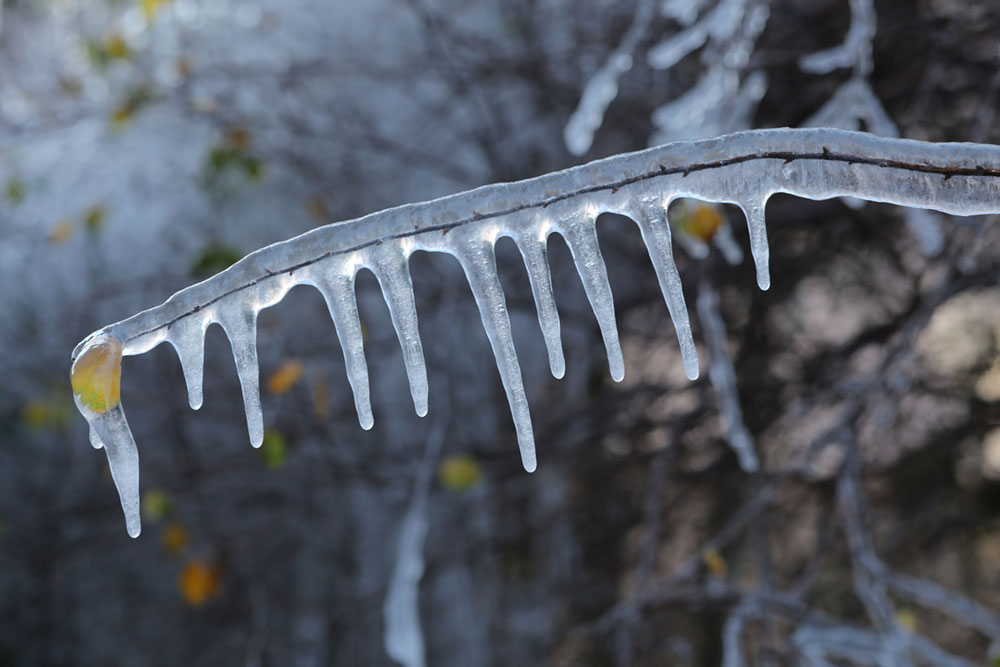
[563, 0, 655, 156]
[70, 127, 1000, 535]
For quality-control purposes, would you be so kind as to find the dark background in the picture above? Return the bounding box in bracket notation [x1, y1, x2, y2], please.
[1, 0, 999, 664]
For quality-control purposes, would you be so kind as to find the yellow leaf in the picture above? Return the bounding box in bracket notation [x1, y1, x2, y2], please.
[103, 33, 131, 60]
[702, 548, 728, 579]
[21, 396, 71, 430]
[70, 337, 122, 414]
[161, 521, 189, 555]
[438, 455, 481, 492]
[142, 0, 170, 22]
[267, 359, 304, 395]
[226, 127, 251, 151]
[312, 376, 330, 419]
[48, 220, 74, 245]
[680, 202, 725, 243]
[178, 559, 221, 607]
[895, 608, 918, 633]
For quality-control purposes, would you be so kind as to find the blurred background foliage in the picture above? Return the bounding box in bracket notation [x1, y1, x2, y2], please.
[1, 0, 1000, 664]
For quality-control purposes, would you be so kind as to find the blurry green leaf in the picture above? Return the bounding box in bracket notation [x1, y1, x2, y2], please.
[142, 488, 173, 523]
[4, 179, 24, 205]
[110, 85, 153, 127]
[190, 243, 243, 277]
[259, 429, 288, 469]
[84, 205, 105, 233]
[438, 454, 481, 492]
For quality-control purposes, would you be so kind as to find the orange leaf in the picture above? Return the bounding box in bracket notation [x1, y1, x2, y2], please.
[312, 376, 330, 419]
[48, 220, 74, 245]
[178, 559, 221, 607]
[267, 359, 304, 395]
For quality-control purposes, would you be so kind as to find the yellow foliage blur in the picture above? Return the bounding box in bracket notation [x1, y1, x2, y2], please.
[142, 488, 173, 523]
[161, 521, 189, 555]
[312, 376, 330, 419]
[438, 455, 482, 492]
[48, 220, 74, 245]
[267, 359, 304, 395]
[702, 548, 728, 579]
[178, 559, 221, 607]
[142, 0, 171, 22]
[679, 203, 725, 243]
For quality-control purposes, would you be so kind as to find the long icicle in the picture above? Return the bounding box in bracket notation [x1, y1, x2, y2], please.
[456, 234, 536, 472]
[217, 304, 264, 448]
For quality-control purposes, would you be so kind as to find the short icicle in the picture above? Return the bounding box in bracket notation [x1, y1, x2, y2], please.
[456, 235, 537, 472]
[635, 201, 700, 380]
[216, 303, 264, 448]
[513, 225, 565, 379]
[371, 243, 429, 417]
[562, 211, 625, 382]
[313, 269, 374, 430]
[167, 314, 208, 410]
[740, 197, 771, 291]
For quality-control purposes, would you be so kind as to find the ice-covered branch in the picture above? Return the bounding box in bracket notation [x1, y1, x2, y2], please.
[70, 127, 1000, 535]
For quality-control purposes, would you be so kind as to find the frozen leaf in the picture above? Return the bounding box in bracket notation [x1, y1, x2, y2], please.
[70, 337, 122, 414]
[178, 559, 220, 607]
[438, 455, 481, 492]
[267, 359, 304, 395]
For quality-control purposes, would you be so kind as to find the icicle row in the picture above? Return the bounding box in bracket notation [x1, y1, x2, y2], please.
[70, 128, 1000, 535]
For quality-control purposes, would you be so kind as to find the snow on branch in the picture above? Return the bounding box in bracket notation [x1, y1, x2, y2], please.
[70, 127, 1000, 536]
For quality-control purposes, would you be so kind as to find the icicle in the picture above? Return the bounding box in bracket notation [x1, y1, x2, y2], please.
[371, 243, 429, 417]
[904, 209, 944, 257]
[635, 202, 700, 380]
[562, 211, 625, 382]
[167, 314, 208, 410]
[89, 403, 142, 537]
[312, 268, 374, 429]
[513, 225, 565, 379]
[739, 198, 770, 291]
[216, 303, 264, 448]
[697, 282, 758, 472]
[456, 236, 536, 472]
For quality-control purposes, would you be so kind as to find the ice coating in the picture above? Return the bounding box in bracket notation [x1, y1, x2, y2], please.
[70, 128, 1000, 535]
[697, 282, 758, 472]
[563, 0, 653, 156]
